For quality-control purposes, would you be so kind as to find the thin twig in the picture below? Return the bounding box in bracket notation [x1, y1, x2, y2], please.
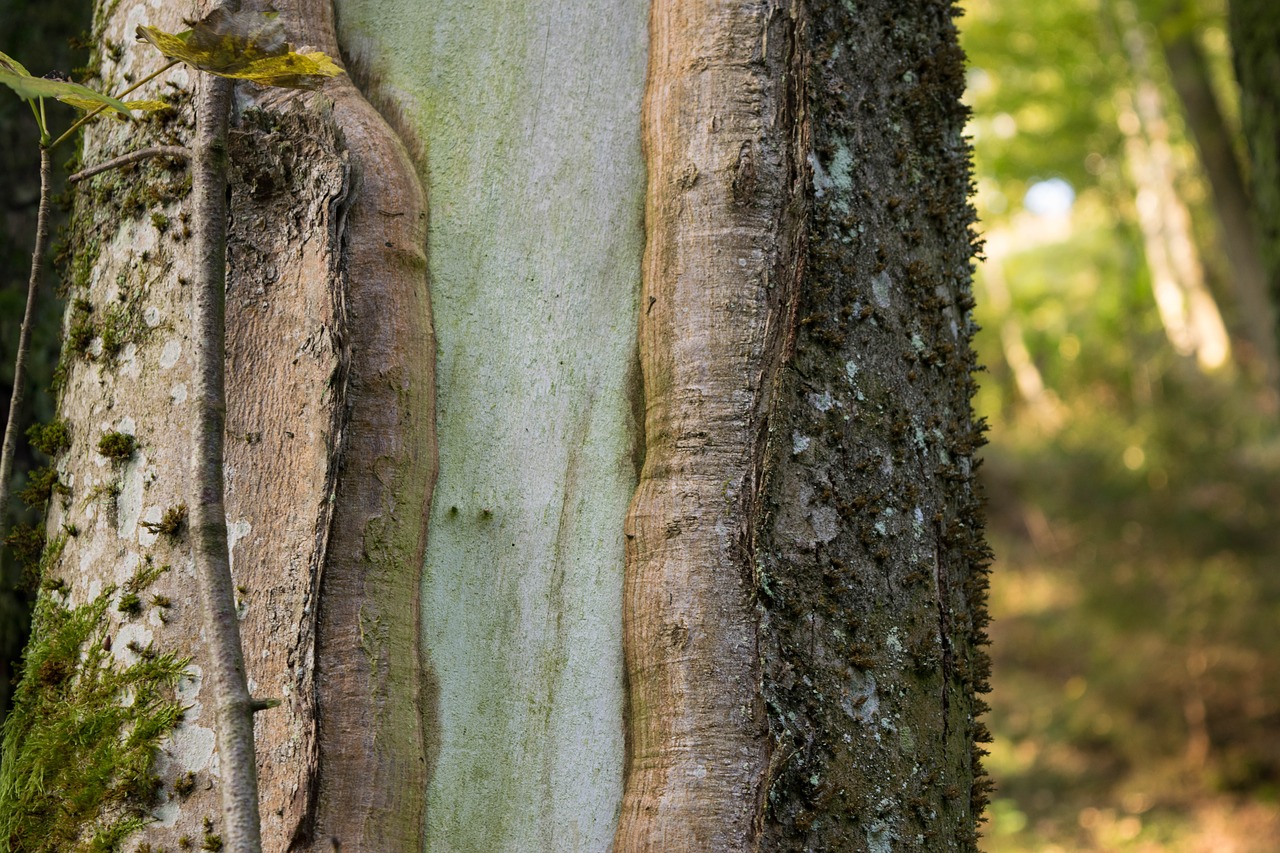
[190, 61, 264, 852]
[68, 145, 191, 183]
[0, 149, 52, 519]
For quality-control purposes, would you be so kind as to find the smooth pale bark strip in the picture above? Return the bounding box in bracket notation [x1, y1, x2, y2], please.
[334, 1, 645, 849]
[615, 2, 806, 849]
[189, 59, 265, 853]
[0, 148, 50, 521]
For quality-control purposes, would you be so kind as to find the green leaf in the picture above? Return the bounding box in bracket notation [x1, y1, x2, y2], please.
[57, 94, 168, 114]
[136, 8, 342, 90]
[0, 49, 32, 77]
[0, 69, 133, 116]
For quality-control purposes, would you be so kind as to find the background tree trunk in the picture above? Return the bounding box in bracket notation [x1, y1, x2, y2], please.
[1229, 0, 1280, 360]
[2, 0, 988, 850]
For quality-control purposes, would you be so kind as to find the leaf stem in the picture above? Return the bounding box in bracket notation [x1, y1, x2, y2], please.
[48, 59, 180, 150]
[0, 148, 52, 522]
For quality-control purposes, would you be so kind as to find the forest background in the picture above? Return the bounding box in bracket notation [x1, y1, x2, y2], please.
[1, 0, 1277, 850]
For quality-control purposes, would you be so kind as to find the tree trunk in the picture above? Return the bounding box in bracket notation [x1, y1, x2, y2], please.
[0, 0, 989, 850]
[1229, 0, 1280, 363]
[1161, 24, 1277, 384]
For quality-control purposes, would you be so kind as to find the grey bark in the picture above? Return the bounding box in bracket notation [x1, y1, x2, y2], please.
[189, 53, 265, 853]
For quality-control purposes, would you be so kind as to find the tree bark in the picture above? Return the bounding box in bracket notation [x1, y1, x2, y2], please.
[1162, 26, 1277, 383]
[3, 0, 989, 850]
[1229, 0, 1280, 362]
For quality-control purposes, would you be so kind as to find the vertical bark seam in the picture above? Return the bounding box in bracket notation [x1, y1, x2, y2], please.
[616, 2, 809, 849]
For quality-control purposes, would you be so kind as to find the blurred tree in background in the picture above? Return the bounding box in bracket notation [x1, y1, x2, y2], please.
[961, 0, 1280, 849]
[0, 0, 91, 728]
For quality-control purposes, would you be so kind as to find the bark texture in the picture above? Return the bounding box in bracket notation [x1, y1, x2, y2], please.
[615, 1, 806, 849]
[755, 2, 989, 849]
[14, 0, 435, 848]
[1229, 0, 1280, 358]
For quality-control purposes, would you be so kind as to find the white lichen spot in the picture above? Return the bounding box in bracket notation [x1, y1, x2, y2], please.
[164, 722, 216, 774]
[159, 338, 182, 370]
[170, 382, 187, 404]
[886, 627, 904, 655]
[227, 520, 252, 571]
[910, 333, 925, 352]
[138, 505, 164, 547]
[867, 819, 895, 853]
[116, 453, 147, 540]
[811, 505, 841, 544]
[913, 506, 924, 537]
[144, 305, 162, 328]
[118, 416, 136, 435]
[872, 272, 893, 308]
[828, 144, 853, 193]
[177, 665, 203, 704]
[113, 621, 153, 665]
[792, 433, 811, 455]
[115, 550, 141, 586]
[79, 535, 105, 579]
[808, 390, 835, 412]
[119, 342, 140, 379]
[844, 360, 859, 381]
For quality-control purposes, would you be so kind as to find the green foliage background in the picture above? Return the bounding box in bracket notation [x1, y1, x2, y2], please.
[962, 0, 1280, 848]
[0, 0, 91, 729]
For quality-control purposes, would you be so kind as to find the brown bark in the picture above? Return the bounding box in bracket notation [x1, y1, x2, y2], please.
[615, 1, 807, 848]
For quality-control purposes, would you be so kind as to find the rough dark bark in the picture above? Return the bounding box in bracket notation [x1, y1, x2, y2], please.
[1229, 0, 1280, 359]
[618, 0, 988, 850]
[754, 2, 989, 849]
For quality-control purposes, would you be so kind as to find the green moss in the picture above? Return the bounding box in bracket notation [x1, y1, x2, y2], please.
[68, 298, 96, 355]
[96, 432, 137, 461]
[19, 466, 70, 508]
[140, 504, 186, 540]
[3, 524, 46, 590]
[0, 580, 188, 851]
[27, 418, 72, 456]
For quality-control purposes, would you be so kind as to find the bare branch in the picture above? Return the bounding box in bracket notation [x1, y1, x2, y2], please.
[68, 146, 190, 184]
